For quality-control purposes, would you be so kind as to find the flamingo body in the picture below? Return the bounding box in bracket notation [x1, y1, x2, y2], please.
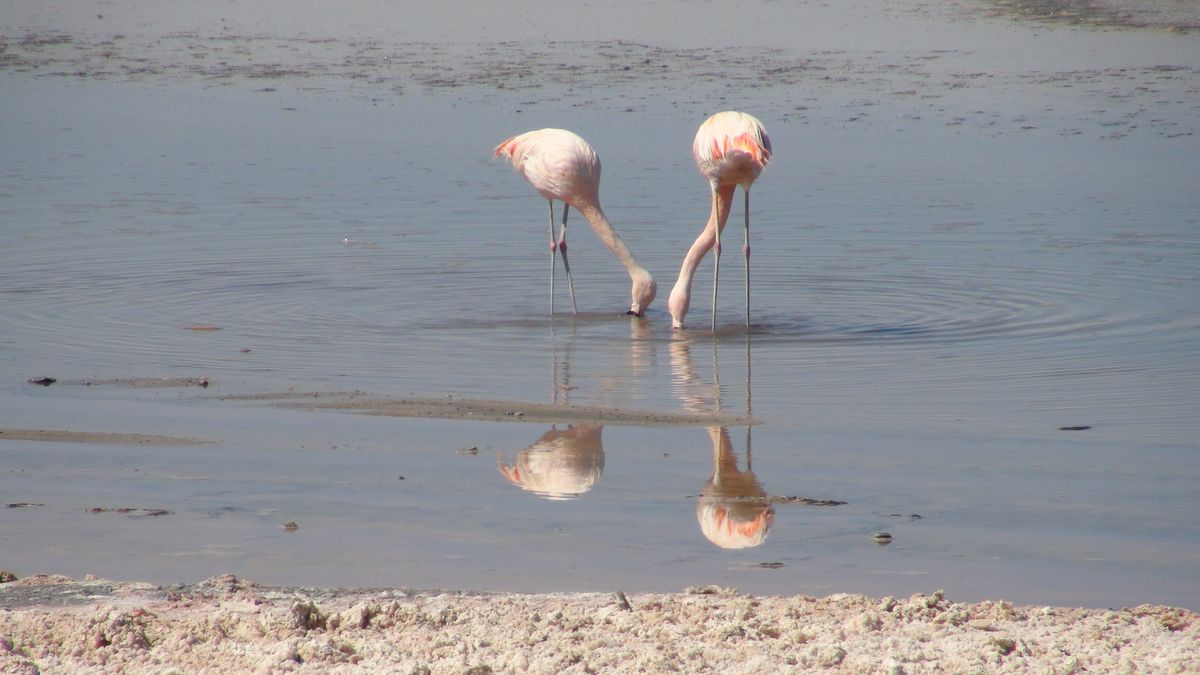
[693, 111, 773, 189]
[494, 129, 656, 316]
[495, 129, 601, 207]
[669, 112, 771, 330]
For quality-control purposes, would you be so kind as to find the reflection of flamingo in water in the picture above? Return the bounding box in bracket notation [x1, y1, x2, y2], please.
[497, 425, 604, 501]
[498, 319, 658, 500]
[696, 426, 775, 549]
[498, 321, 607, 500]
[670, 334, 773, 548]
[669, 111, 772, 331]
[494, 128, 657, 317]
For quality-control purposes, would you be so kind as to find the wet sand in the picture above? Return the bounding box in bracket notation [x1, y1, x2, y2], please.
[222, 391, 753, 427]
[4, 0, 1198, 140]
[1, 574, 1196, 673]
[0, 428, 204, 446]
[991, 0, 1199, 30]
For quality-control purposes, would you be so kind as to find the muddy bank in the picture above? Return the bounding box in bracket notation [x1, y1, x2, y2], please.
[0, 574, 1195, 673]
[989, 0, 1200, 31]
[16, 376, 736, 429]
[222, 391, 751, 427]
[0, 428, 205, 446]
[2, 8, 1197, 139]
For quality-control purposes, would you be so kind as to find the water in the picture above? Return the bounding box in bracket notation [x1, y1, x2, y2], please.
[2, 4, 1199, 610]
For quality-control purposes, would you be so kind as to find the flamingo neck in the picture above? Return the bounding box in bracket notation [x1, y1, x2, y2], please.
[669, 184, 736, 323]
[575, 201, 642, 276]
[711, 427, 740, 472]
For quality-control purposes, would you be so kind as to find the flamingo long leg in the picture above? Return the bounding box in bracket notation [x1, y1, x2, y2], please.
[711, 188, 721, 332]
[547, 200, 557, 314]
[558, 204, 578, 314]
[744, 188, 751, 328]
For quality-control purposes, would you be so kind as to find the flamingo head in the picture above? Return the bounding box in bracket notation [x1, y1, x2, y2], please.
[667, 283, 690, 329]
[626, 268, 657, 317]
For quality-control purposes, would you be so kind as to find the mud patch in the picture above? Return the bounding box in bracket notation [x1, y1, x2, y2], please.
[222, 391, 752, 427]
[0, 428, 206, 446]
[2, 29, 1196, 139]
[988, 0, 1200, 31]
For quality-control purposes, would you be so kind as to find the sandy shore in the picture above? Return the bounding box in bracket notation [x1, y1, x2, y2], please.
[0, 574, 1195, 673]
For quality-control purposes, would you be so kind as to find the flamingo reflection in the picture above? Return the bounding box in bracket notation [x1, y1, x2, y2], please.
[670, 334, 773, 548]
[499, 320, 607, 500]
[697, 426, 774, 549]
[498, 424, 604, 500]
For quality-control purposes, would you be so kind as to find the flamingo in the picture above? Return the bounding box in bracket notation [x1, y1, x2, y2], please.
[668, 111, 772, 330]
[494, 128, 657, 317]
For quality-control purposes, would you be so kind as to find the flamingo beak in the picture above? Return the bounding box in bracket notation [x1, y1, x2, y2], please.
[626, 309, 643, 317]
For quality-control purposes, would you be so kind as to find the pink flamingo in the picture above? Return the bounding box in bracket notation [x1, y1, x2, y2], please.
[668, 111, 772, 330]
[494, 129, 657, 317]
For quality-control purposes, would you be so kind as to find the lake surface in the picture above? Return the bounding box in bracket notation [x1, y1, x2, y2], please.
[2, 0, 1198, 610]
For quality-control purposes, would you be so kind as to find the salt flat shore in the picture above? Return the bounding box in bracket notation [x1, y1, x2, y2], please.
[1, 574, 1195, 673]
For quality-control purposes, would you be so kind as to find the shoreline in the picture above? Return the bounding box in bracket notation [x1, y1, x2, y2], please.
[1, 573, 1196, 673]
[988, 0, 1200, 31]
[220, 391, 753, 427]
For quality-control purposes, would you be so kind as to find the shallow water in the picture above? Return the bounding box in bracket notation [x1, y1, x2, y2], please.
[2, 4, 1199, 610]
